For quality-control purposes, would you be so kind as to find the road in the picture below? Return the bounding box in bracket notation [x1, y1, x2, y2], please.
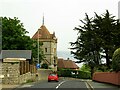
[14, 79, 89, 90]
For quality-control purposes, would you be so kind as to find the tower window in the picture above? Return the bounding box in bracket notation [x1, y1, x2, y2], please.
[45, 48, 47, 52]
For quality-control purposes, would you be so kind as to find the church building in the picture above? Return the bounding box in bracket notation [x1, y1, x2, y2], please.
[32, 17, 57, 71]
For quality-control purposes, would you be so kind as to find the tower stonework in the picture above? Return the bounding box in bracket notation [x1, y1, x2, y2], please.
[32, 24, 57, 71]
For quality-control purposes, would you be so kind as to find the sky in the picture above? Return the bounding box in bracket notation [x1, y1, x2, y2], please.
[0, 0, 120, 52]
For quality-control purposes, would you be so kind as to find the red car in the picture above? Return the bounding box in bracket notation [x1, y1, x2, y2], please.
[48, 73, 59, 82]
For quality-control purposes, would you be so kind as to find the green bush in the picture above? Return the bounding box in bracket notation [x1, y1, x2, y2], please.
[26, 79, 34, 83]
[77, 71, 91, 79]
[41, 63, 48, 69]
[57, 68, 91, 79]
[59, 69, 72, 77]
[112, 48, 120, 72]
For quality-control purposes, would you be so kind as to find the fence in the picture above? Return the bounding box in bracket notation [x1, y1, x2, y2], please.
[20, 61, 37, 75]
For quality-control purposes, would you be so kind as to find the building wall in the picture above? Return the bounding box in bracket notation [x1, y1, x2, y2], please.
[40, 39, 57, 71]
[40, 39, 57, 70]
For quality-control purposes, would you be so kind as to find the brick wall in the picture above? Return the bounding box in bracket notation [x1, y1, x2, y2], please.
[92, 72, 120, 86]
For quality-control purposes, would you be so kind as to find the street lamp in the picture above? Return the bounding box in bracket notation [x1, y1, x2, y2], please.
[37, 29, 39, 64]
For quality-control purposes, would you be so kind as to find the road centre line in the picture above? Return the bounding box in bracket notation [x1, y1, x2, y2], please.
[85, 81, 94, 90]
[85, 82, 90, 90]
[56, 80, 66, 89]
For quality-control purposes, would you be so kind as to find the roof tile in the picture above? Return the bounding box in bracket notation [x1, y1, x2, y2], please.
[32, 25, 56, 39]
[58, 58, 79, 69]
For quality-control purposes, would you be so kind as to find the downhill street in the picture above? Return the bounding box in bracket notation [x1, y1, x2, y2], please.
[14, 79, 89, 90]
[2, 78, 119, 90]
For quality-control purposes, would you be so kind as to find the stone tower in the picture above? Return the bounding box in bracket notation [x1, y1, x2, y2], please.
[32, 18, 57, 71]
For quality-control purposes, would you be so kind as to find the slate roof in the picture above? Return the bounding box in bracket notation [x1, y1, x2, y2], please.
[1, 50, 32, 59]
[58, 58, 79, 69]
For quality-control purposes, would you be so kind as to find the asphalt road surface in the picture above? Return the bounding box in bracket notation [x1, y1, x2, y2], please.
[14, 79, 89, 90]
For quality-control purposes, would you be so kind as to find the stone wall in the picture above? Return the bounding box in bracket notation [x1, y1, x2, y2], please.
[1, 62, 36, 84]
[2, 62, 20, 84]
[37, 69, 53, 80]
[19, 72, 36, 84]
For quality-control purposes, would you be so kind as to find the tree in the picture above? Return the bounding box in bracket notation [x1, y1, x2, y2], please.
[2, 17, 45, 63]
[2, 17, 29, 49]
[70, 13, 101, 76]
[70, 10, 120, 76]
[80, 64, 91, 72]
[93, 10, 120, 68]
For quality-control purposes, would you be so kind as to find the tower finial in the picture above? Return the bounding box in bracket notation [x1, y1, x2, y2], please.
[43, 13, 44, 25]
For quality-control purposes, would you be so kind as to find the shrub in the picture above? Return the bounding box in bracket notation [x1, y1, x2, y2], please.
[41, 63, 48, 69]
[112, 48, 120, 72]
[57, 68, 91, 79]
[77, 70, 91, 79]
[26, 79, 34, 83]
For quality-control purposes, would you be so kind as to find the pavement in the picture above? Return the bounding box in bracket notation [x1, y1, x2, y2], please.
[0, 81, 43, 90]
[86, 80, 120, 90]
[0, 84, 21, 90]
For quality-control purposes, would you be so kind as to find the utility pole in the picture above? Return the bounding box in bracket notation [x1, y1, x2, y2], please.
[37, 30, 39, 64]
[118, 1, 120, 22]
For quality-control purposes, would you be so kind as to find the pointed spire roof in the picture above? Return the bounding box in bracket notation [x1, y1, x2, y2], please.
[42, 14, 44, 25]
[32, 25, 51, 39]
[32, 16, 57, 40]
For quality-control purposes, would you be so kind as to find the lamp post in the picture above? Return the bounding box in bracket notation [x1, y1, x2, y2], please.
[37, 29, 40, 64]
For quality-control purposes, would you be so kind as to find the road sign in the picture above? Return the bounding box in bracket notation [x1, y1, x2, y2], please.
[36, 63, 40, 69]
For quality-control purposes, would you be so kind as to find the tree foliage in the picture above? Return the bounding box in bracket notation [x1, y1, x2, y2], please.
[80, 64, 91, 72]
[70, 10, 120, 75]
[93, 10, 120, 68]
[41, 63, 48, 69]
[112, 48, 120, 72]
[2, 17, 45, 63]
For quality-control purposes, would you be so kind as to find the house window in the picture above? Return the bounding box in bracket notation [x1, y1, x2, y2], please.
[45, 48, 47, 52]
[54, 48, 56, 53]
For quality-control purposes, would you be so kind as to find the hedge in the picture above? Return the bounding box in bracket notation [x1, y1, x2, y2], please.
[57, 69, 91, 79]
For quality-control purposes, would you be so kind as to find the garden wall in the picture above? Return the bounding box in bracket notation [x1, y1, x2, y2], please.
[92, 72, 120, 86]
[37, 69, 53, 80]
[1, 62, 36, 84]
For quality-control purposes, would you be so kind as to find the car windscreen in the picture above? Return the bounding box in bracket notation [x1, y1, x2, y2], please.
[49, 74, 56, 76]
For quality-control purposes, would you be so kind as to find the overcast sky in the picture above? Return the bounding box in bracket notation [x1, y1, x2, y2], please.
[0, 0, 120, 52]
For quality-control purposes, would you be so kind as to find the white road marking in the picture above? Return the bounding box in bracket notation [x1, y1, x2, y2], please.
[20, 85, 33, 88]
[85, 82, 90, 89]
[56, 81, 66, 89]
[85, 82, 94, 90]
